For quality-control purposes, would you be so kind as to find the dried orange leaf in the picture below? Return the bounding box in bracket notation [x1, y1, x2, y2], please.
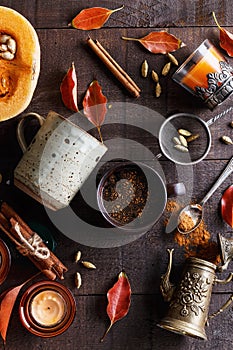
[60, 62, 78, 112]
[0, 285, 22, 343]
[213, 12, 233, 57]
[70, 5, 124, 30]
[83, 80, 107, 142]
[122, 31, 184, 54]
[0, 274, 38, 344]
[101, 271, 131, 342]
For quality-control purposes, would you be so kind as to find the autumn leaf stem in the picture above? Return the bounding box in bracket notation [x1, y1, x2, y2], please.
[97, 126, 104, 143]
[121, 36, 140, 42]
[111, 5, 124, 14]
[212, 12, 222, 30]
[100, 321, 113, 342]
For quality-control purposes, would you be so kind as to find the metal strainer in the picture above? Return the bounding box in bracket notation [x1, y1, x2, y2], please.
[158, 107, 232, 165]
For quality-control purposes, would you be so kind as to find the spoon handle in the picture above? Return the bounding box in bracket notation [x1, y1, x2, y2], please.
[200, 156, 233, 206]
[206, 106, 233, 127]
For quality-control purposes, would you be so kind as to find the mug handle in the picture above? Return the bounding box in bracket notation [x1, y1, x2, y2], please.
[166, 183, 186, 198]
[17, 112, 45, 153]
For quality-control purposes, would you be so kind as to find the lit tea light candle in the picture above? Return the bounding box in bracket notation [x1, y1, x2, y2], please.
[30, 290, 67, 327]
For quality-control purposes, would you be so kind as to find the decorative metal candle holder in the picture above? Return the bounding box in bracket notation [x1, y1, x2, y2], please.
[173, 39, 233, 110]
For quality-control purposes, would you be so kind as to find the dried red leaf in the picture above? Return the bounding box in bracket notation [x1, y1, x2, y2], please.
[0, 285, 23, 344]
[221, 185, 233, 227]
[213, 12, 233, 57]
[70, 5, 124, 30]
[122, 31, 184, 54]
[101, 271, 131, 342]
[60, 62, 79, 112]
[0, 273, 39, 344]
[82, 80, 107, 142]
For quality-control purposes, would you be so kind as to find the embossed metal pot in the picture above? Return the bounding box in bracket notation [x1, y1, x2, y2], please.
[158, 250, 233, 340]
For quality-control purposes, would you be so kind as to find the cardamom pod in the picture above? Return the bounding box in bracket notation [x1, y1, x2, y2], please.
[174, 144, 189, 152]
[75, 250, 82, 263]
[173, 136, 181, 145]
[179, 135, 188, 147]
[75, 272, 82, 289]
[221, 135, 233, 145]
[81, 261, 96, 269]
[155, 82, 162, 97]
[151, 70, 159, 83]
[187, 134, 199, 143]
[141, 59, 149, 77]
[178, 128, 192, 137]
[161, 62, 171, 76]
[167, 52, 179, 66]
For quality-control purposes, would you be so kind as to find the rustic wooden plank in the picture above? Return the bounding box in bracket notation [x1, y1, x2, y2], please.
[1, 27, 231, 164]
[1, 158, 232, 296]
[4, 293, 233, 350]
[1, 0, 233, 28]
[1, 2, 233, 349]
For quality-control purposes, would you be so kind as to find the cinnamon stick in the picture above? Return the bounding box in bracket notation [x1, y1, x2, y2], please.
[0, 202, 67, 280]
[87, 37, 141, 98]
[10, 218, 66, 280]
[0, 212, 10, 231]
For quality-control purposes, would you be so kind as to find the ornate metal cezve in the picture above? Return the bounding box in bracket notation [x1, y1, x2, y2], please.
[158, 251, 233, 340]
[196, 61, 233, 109]
[170, 271, 210, 317]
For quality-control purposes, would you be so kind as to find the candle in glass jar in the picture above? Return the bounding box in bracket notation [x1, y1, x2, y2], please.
[30, 290, 67, 327]
[172, 39, 233, 109]
[181, 46, 224, 92]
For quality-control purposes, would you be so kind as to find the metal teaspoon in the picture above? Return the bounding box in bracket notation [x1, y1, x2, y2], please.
[177, 155, 233, 234]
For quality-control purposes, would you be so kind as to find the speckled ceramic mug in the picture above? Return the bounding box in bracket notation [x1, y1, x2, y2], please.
[14, 111, 107, 210]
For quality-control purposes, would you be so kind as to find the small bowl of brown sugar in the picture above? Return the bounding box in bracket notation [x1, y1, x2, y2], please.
[97, 161, 168, 232]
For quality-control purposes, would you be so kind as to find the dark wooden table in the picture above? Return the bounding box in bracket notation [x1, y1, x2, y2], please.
[0, 1, 233, 349]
